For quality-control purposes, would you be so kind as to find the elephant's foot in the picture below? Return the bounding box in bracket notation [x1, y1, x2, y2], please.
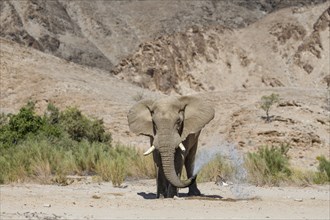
[188, 185, 201, 196]
[156, 188, 178, 198]
[156, 187, 167, 199]
[157, 194, 165, 199]
[167, 185, 178, 198]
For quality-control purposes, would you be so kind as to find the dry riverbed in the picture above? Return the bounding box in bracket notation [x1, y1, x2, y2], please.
[1, 178, 329, 219]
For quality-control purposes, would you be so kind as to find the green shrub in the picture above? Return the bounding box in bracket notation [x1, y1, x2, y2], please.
[317, 156, 330, 178]
[0, 102, 114, 184]
[41, 103, 63, 139]
[290, 156, 330, 185]
[60, 107, 111, 143]
[0, 101, 156, 185]
[0, 102, 112, 148]
[246, 144, 291, 185]
[0, 101, 43, 148]
[314, 156, 330, 183]
[260, 93, 279, 122]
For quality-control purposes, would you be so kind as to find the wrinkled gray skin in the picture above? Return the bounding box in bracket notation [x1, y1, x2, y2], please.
[128, 96, 215, 198]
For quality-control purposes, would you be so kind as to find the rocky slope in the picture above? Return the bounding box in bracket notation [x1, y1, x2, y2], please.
[113, 3, 329, 94]
[0, 0, 327, 71]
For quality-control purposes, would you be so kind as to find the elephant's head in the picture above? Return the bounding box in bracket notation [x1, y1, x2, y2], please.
[127, 96, 215, 188]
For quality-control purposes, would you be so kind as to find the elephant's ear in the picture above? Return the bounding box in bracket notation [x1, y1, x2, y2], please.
[127, 99, 154, 137]
[179, 96, 215, 140]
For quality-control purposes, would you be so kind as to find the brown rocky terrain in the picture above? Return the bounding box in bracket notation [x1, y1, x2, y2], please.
[0, 0, 327, 71]
[113, 4, 330, 94]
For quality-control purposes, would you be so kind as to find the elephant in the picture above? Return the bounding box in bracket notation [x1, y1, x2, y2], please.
[127, 95, 215, 198]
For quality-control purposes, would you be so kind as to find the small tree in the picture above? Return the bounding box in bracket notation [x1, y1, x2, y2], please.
[260, 93, 279, 122]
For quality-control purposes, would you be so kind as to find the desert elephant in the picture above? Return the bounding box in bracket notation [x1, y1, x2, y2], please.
[127, 95, 215, 198]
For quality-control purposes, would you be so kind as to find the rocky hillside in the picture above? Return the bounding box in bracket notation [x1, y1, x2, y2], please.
[0, 0, 327, 71]
[113, 3, 329, 94]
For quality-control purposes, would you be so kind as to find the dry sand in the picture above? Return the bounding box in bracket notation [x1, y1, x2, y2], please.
[1, 179, 329, 219]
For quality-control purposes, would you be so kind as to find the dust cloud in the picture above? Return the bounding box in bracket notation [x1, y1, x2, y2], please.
[194, 137, 253, 199]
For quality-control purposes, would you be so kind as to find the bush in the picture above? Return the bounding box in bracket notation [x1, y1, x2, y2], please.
[260, 93, 279, 122]
[0, 102, 114, 184]
[0, 102, 157, 185]
[314, 156, 330, 183]
[246, 144, 291, 185]
[60, 107, 111, 143]
[0, 101, 43, 148]
[290, 155, 330, 185]
[0, 102, 112, 148]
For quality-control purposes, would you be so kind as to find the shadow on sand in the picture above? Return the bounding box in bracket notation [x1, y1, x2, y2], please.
[137, 192, 223, 200]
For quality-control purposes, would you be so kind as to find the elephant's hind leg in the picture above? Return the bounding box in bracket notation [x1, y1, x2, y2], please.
[187, 176, 200, 196]
[185, 140, 201, 196]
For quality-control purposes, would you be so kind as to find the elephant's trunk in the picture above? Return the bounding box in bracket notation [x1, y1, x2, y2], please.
[160, 148, 194, 188]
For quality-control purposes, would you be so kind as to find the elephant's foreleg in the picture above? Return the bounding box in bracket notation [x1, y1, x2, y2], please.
[185, 141, 201, 196]
[156, 165, 168, 198]
[153, 150, 167, 198]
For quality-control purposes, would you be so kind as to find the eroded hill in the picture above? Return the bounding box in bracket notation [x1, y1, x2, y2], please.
[1, 0, 327, 71]
[113, 4, 329, 94]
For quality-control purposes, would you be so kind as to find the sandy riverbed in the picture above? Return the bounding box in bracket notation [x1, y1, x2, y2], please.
[1, 179, 329, 219]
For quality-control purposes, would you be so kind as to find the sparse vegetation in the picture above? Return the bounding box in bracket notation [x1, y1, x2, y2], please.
[0, 102, 152, 186]
[1, 102, 328, 187]
[197, 155, 234, 183]
[314, 156, 330, 183]
[260, 93, 280, 122]
[245, 144, 291, 185]
[244, 144, 330, 186]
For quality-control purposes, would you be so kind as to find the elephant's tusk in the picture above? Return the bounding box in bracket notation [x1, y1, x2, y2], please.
[143, 145, 155, 156]
[178, 143, 186, 152]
